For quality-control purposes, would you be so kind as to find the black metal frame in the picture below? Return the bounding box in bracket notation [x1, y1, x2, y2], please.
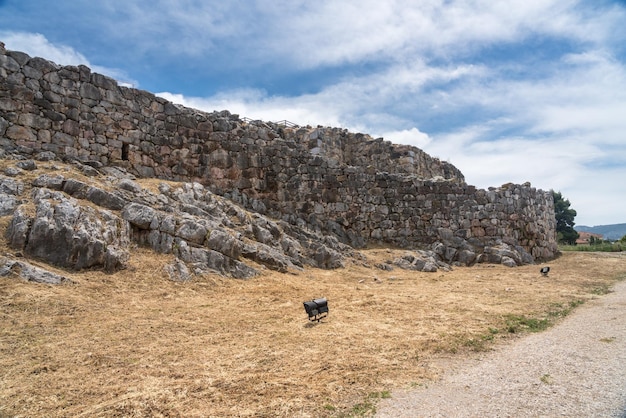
[303, 297, 329, 322]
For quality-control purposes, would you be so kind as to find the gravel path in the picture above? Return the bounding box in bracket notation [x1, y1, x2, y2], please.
[376, 280, 626, 418]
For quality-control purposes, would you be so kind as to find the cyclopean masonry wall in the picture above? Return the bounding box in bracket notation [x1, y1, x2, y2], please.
[0, 44, 558, 264]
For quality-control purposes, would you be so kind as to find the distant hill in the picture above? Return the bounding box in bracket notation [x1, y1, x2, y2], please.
[575, 224, 626, 241]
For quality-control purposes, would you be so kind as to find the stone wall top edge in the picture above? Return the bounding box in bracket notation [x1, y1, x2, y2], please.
[2, 43, 548, 196]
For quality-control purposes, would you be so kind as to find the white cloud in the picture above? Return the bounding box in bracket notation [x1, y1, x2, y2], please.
[69, 0, 623, 70]
[157, 56, 486, 134]
[383, 128, 432, 149]
[157, 90, 345, 128]
[565, 164, 626, 227]
[1, 32, 90, 66]
[241, 0, 624, 68]
[0, 31, 138, 87]
[95, 0, 254, 58]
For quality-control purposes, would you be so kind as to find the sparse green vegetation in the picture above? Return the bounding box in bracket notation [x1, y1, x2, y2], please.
[591, 284, 612, 295]
[560, 242, 624, 252]
[339, 392, 392, 417]
[463, 331, 499, 351]
[505, 299, 585, 334]
[540, 374, 553, 384]
[547, 300, 585, 317]
[505, 315, 550, 333]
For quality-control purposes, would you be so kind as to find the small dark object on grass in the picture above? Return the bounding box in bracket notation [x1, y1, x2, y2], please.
[540, 266, 550, 276]
[303, 297, 329, 322]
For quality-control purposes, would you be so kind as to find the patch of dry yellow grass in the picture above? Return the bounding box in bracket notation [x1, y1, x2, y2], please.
[1, 245, 625, 417]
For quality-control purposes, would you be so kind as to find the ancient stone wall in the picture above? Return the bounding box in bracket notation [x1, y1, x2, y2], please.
[0, 45, 558, 262]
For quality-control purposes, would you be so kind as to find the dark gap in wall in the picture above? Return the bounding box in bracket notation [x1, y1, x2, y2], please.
[122, 143, 129, 160]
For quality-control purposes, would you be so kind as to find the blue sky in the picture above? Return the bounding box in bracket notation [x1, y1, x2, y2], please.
[1, 0, 625, 226]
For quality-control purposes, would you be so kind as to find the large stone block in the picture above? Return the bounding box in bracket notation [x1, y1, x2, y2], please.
[0, 54, 20, 72]
[121, 203, 157, 230]
[6, 125, 37, 142]
[79, 82, 101, 101]
[7, 196, 130, 272]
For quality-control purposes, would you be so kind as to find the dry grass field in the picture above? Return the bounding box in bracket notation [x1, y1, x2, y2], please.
[2, 243, 625, 417]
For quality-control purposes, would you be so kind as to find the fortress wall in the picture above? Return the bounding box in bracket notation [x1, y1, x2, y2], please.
[0, 45, 558, 261]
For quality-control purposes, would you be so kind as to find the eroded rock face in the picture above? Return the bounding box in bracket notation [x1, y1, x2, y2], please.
[1, 161, 551, 282]
[0, 176, 23, 215]
[3, 170, 359, 279]
[121, 181, 355, 276]
[7, 188, 130, 272]
[0, 257, 72, 284]
[0, 257, 71, 284]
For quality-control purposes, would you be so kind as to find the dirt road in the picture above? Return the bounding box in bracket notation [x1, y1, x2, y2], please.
[377, 279, 626, 417]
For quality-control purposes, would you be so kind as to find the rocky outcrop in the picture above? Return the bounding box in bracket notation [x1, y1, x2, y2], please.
[6, 185, 130, 272]
[0, 160, 551, 279]
[2, 163, 359, 279]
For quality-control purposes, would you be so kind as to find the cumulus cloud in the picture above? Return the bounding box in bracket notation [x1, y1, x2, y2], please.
[383, 128, 432, 149]
[51, 1, 621, 69]
[0, 31, 138, 86]
[157, 89, 345, 128]
[231, 0, 624, 68]
[1, 32, 89, 65]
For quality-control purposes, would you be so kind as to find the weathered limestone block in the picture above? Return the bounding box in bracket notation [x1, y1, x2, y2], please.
[15, 160, 36, 171]
[60, 178, 88, 197]
[206, 229, 242, 259]
[0, 175, 24, 195]
[147, 229, 175, 253]
[164, 258, 192, 281]
[5, 206, 30, 249]
[158, 214, 177, 234]
[392, 251, 441, 272]
[6, 192, 130, 271]
[0, 176, 24, 216]
[0, 257, 71, 284]
[176, 217, 209, 245]
[0, 54, 20, 72]
[175, 239, 257, 279]
[86, 186, 127, 211]
[241, 242, 292, 273]
[456, 249, 477, 266]
[18, 113, 51, 129]
[121, 202, 157, 230]
[476, 241, 534, 267]
[6, 125, 37, 142]
[0, 193, 19, 216]
[311, 244, 344, 269]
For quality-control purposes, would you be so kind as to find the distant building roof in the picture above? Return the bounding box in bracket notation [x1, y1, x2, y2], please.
[576, 231, 603, 244]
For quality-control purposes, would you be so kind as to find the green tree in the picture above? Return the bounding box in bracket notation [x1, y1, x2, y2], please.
[552, 190, 579, 245]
